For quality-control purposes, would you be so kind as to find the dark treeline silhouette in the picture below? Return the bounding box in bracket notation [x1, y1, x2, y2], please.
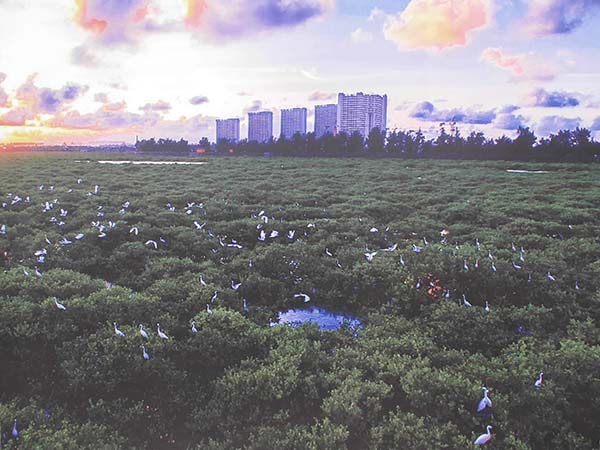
[135, 137, 190, 152]
[211, 124, 600, 162]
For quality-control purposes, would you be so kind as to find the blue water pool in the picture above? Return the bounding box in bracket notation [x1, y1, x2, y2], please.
[274, 307, 362, 331]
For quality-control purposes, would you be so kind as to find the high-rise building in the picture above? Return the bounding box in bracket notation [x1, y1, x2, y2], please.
[216, 118, 240, 143]
[248, 111, 273, 143]
[337, 92, 387, 137]
[314, 104, 337, 138]
[280, 108, 307, 138]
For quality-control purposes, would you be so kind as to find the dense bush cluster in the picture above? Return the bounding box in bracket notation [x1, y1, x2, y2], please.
[0, 153, 599, 449]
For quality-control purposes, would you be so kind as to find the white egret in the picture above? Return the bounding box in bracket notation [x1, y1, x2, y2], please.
[288, 230, 296, 239]
[477, 387, 492, 413]
[54, 297, 67, 311]
[474, 426, 492, 446]
[325, 248, 333, 257]
[294, 293, 311, 303]
[142, 346, 150, 360]
[270, 230, 279, 238]
[462, 294, 472, 308]
[193, 221, 206, 230]
[113, 322, 126, 337]
[258, 230, 266, 241]
[156, 324, 169, 340]
[139, 324, 149, 340]
[145, 240, 158, 250]
[211, 291, 218, 303]
[534, 372, 544, 389]
[547, 272, 557, 282]
[231, 281, 242, 291]
[364, 252, 377, 262]
[485, 301, 490, 313]
[0, 224, 6, 235]
[191, 320, 198, 334]
[206, 304, 213, 315]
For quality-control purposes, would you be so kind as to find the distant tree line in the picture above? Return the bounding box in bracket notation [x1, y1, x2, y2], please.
[136, 125, 600, 162]
[135, 137, 190, 153]
[212, 125, 600, 162]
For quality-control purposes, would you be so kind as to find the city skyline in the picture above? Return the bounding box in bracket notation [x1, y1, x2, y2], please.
[0, 1, 599, 144]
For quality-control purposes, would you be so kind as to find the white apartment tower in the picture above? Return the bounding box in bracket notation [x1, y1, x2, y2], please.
[248, 111, 273, 143]
[216, 118, 240, 143]
[337, 92, 387, 137]
[314, 104, 338, 138]
[280, 108, 307, 138]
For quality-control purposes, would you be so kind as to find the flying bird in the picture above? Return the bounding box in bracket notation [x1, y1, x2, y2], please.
[364, 251, 377, 262]
[294, 293, 311, 303]
[193, 221, 206, 230]
[231, 280, 242, 291]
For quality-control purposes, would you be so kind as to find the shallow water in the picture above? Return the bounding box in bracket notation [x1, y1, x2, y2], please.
[94, 160, 207, 165]
[274, 307, 362, 331]
[506, 169, 549, 174]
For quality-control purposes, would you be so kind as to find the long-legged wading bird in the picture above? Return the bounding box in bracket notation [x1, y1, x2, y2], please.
[474, 426, 492, 446]
[114, 322, 126, 337]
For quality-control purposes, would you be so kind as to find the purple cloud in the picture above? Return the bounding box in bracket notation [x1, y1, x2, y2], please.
[190, 96, 209, 105]
[536, 116, 582, 136]
[308, 91, 335, 101]
[525, 0, 600, 36]
[525, 88, 580, 108]
[494, 113, 527, 130]
[139, 100, 172, 113]
[410, 101, 496, 124]
[591, 117, 600, 131]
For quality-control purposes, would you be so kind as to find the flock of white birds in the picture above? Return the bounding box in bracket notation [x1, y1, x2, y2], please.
[0, 176, 564, 446]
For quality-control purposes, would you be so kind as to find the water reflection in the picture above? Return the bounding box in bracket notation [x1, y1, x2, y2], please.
[274, 307, 362, 331]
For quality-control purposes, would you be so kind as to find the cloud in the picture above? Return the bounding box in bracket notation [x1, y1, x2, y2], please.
[368, 7, 385, 21]
[184, 0, 334, 39]
[524, 88, 580, 108]
[74, 0, 152, 45]
[12, 75, 88, 114]
[0, 73, 7, 108]
[499, 105, 520, 114]
[383, 0, 490, 51]
[308, 91, 335, 102]
[139, 100, 171, 113]
[71, 45, 99, 67]
[94, 93, 109, 103]
[481, 48, 557, 81]
[592, 117, 600, 131]
[493, 113, 527, 130]
[351, 27, 374, 43]
[409, 101, 496, 124]
[0, 75, 88, 125]
[536, 115, 582, 136]
[524, 0, 600, 36]
[189, 95, 209, 105]
[243, 100, 264, 115]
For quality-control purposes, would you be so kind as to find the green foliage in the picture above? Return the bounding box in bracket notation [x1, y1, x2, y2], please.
[0, 153, 599, 450]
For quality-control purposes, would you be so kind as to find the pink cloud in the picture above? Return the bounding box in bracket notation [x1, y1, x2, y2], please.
[482, 48, 557, 81]
[184, 0, 334, 39]
[139, 100, 172, 113]
[524, 0, 600, 36]
[383, 0, 490, 51]
[74, 0, 152, 45]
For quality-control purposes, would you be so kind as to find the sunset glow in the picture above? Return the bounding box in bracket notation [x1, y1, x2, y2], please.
[0, 0, 599, 145]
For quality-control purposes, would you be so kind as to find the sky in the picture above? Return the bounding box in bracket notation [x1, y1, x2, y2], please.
[0, 0, 599, 144]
